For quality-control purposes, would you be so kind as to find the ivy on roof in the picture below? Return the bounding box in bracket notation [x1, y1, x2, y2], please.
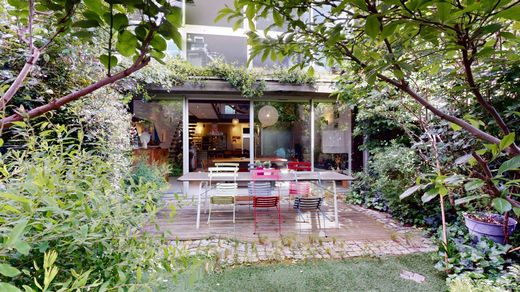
[133, 57, 317, 98]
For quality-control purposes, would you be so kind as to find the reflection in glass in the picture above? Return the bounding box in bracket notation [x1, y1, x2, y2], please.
[185, 0, 234, 27]
[254, 101, 311, 168]
[187, 33, 247, 66]
[314, 103, 351, 171]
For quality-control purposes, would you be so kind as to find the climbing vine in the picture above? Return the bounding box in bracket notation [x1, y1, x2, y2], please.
[133, 57, 317, 98]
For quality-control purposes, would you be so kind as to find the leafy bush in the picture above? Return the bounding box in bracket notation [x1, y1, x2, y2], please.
[347, 143, 441, 226]
[0, 125, 191, 291]
[131, 156, 169, 190]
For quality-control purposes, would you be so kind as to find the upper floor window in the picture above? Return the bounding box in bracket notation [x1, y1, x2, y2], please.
[186, 0, 235, 27]
[187, 33, 247, 67]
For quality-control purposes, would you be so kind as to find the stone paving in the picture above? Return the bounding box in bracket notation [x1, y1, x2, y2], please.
[168, 205, 437, 267]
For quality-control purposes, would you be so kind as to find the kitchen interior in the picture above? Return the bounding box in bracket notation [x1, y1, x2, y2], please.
[189, 101, 251, 171]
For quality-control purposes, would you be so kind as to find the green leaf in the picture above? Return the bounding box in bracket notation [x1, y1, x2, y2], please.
[73, 20, 99, 28]
[464, 179, 485, 192]
[421, 191, 438, 203]
[6, 219, 28, 247]
[449, 122, 462, 131]
[400, 185, 421, 200]
[0, 283, 21, 292]
[492, 197, 512, 213]
[273, 10, 283, 27]
[513, 207, 520, 217]
[0, 192, 31, 204]
[72, 31, 94, 39]
[499, 133, 515, 151]
[495, 6, 520, 21]
[436, 2, 451, 23]
[0, 264, 21, 277]
[116, 30, 138, 57]
[498, 155, 520, 175]
[112, 13, 128, 31]
[151, 34, 167, 52]
[455, 194, 489, 205]
[83, 0, 105, 16]
[365, 15, 380, 39]
[99, 54, 118, 70]
[381, 21, 398, 39]
[167, 7, 182, 27]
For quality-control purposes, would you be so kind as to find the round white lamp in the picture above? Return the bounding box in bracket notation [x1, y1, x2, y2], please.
[258, 105, 278, 127]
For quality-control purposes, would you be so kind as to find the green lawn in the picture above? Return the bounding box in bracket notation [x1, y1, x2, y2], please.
[170, 253, 447, 292]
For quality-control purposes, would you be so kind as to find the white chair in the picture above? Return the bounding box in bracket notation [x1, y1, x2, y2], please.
[208, 182, 238, 224]
[205, 166, 238, 213]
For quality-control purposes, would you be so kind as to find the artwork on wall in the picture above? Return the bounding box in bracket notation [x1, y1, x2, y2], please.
[232, 135, 241, 144]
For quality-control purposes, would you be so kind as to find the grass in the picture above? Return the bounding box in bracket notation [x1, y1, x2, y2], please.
[168, 253, 446, 291]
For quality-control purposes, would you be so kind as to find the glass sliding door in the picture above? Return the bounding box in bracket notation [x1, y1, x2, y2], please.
[188, 100, 250, 171]
[253, 101, 311, 169]
[314, 102, 352, 173]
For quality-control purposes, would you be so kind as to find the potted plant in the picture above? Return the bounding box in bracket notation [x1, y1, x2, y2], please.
[464, 212, 517, 244]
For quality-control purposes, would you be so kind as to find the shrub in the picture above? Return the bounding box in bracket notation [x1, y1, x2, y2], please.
[131, 156, 169, 189]
[0, 125, 192, 291]
[347, 143, 441, 226]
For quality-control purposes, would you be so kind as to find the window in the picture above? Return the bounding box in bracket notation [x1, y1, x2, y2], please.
[314, 102, 352, 171]
[185, 0, 235, 27]
[254, 101, 311, 167]
[187, 33, 248, 66]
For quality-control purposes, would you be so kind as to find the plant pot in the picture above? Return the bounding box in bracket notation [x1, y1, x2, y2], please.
[464, 214, 517, 244]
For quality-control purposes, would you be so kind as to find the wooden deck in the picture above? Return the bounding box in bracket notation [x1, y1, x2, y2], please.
[148, 193, 394, 243]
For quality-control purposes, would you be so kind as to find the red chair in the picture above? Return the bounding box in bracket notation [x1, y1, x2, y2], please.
[288, 161, 311, 171]
[253, 196, 281, 234]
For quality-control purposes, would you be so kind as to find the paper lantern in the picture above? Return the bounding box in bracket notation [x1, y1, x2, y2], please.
[258, 105, 278, 127]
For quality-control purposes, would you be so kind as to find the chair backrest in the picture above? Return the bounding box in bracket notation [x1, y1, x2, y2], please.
[214, 182, 238, 197]
[288, 161, 311, 171]
[248, 181, 272, 196]
[289, 181, 311, 196]
[209, 166, 238, 183]
[293, 197, 322, 211]
[253, 196, 279, 208]
[215, 163, 240, 168]
[250, 168, 280, 180]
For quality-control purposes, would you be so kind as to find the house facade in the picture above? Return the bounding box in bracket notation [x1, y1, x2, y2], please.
[131, 0, 354, 182]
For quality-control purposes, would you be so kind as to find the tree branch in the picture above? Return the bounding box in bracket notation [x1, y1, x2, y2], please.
[461, 48, 512, 136]
[0, 28, 157, 129]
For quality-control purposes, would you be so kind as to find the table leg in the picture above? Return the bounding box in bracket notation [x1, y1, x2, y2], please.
[333, 180, 339, 228]
[196, 181, 204, 229]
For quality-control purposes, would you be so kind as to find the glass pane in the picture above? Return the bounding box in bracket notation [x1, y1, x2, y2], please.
[254, 101, 311, 169]
[314, 102, 352, 171]
[187, 33, 248, 67]
[132, 100, 183, 176]
[189, 101, 250, 171]
[186, 0, 235, 27]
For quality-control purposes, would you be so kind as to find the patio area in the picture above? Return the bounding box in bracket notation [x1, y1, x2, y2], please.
[148, 185, 436, 265]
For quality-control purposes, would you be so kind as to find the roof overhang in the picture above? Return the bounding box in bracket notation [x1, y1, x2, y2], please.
[146, 78, 337, 100]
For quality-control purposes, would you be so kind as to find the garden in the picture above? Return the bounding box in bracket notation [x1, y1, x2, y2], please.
[1, 0, 519, 291]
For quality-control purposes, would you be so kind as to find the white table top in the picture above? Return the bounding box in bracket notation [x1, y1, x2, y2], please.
[178, 171, 354, 182]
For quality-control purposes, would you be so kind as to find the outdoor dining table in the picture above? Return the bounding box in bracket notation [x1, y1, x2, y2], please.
[177, 171, 355, 229]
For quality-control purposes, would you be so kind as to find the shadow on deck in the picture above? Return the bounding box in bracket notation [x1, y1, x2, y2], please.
[147, 194, 395, 243]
